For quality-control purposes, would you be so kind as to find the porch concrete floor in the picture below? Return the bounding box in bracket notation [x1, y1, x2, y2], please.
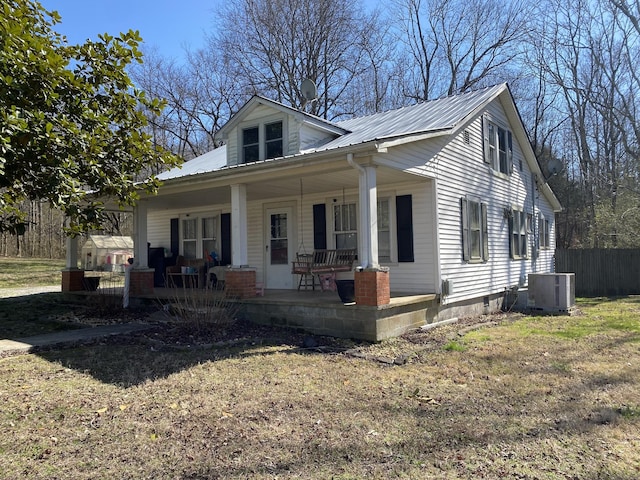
[146, 287, 434, 307]
[73, 286, 439, 341]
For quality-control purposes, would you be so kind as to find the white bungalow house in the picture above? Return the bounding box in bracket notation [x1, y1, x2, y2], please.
[63, 83, 562, 340]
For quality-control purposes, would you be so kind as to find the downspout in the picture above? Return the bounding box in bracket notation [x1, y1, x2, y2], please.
[346, 153, 364, 173]
[432, 178, 444, 304]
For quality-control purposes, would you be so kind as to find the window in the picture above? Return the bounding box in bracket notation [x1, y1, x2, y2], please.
[182, 218, 197, 259]
[377, 198, 391, 263]
[510, 208, 528, 259]
[539, 214, 550, 249]
[265, 121, 283, 159]
[483, 117, 513, 175]
[324, 195, 414, 263]
[461, 197, 489, 262]
[202, 216, 217, 259]
[241, 120, 284, 163]
[242, 126, 259, 163]
[334, 203, 357, 250]
[181, 215, 219, 260]
[270, 213, 288, 264]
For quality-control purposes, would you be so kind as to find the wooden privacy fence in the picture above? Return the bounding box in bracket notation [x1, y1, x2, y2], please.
[555, 249, 640, 296]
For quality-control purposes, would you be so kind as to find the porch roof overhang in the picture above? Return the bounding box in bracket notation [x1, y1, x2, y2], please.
[140, 140, 431, 210]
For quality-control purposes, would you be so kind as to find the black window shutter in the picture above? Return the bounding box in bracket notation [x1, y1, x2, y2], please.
[170, 218, 179, 257]
[313, 203, 327, 250]
[220, 213, 231, 265]
[461, 198, 470, 261]
[396, 195, 414, 262]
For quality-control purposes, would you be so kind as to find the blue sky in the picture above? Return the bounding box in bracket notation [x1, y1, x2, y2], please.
[41, 0, 218, 61]
[40, 1, 380, 62]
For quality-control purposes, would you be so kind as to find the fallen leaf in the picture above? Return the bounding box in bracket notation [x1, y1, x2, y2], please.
[96, 407, 108, 414]
[119, 404, 129, 411]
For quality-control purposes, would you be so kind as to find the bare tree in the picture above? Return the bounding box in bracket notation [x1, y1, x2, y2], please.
[214, 0, 382, 120]
[132, 48, 244, 160]
[528, 0, 640, 247]
[394, 0, 530, 101]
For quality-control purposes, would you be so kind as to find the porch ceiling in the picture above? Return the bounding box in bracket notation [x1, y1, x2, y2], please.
[146, 162, 422, 211]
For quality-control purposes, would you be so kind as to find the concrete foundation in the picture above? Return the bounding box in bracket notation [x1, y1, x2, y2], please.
[239, 292, 437, 342]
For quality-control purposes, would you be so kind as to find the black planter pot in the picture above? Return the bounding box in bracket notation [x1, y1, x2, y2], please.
[335, 279, 355, 303]
[82, 276, 100, 291]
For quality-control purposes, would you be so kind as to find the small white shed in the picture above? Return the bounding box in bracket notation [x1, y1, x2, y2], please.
[81, 235, 133, 271]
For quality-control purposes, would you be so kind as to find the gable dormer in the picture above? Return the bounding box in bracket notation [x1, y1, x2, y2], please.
[215, 96, 348, 166]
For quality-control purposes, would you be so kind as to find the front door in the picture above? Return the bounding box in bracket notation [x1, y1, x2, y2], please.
[265, 207, 294, 289]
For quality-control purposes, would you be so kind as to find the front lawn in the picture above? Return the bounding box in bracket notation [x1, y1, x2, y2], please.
[1, 297, 639, 479]
[0, 257, 64, 288]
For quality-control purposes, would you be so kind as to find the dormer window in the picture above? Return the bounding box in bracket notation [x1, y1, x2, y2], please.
[242, 126, 260, 163]
[265, 121, 283, 159]
[241, 120, 284, 163]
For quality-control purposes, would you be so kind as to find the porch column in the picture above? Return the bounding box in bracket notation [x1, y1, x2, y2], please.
[230, 184, 249, 267]
[133, 200, 149, 268]
[130, 200, 154, 296]
[62, 234, 84, 291]
[65, 235, 79, 269]
[357, 164, 379, 269]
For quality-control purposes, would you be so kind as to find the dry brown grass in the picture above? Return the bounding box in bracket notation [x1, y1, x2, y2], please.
[1, 298, 639, 479]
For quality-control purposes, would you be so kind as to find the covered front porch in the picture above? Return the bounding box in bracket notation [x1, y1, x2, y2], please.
[62, 147, 441, 339]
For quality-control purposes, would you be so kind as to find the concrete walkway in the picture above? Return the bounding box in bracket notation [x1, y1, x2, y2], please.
[0, 323, 151, 357]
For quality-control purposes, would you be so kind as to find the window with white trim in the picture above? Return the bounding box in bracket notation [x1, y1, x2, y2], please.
[334, 202, 357, 250]
[377, 198, 391, 263]
[202, 216, 218, 259]
[461, 196, 489, 262]
[265, 121, 283, 159]
[509, 208, 528, 259]
[539, 214, 550, 249]
[483, 117, 513, 175]
[241, 120, 284, 163]
[180, 214, 219, 259]
[181, 217, 197, 259]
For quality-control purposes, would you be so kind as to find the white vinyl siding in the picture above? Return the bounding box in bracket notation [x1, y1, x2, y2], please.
[428, 99, 556, 304]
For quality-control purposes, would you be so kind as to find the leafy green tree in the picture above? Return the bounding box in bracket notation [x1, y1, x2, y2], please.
[0, 0, 180, 235]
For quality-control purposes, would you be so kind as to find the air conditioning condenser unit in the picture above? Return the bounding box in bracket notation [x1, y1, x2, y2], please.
[527, 273, 576, 313]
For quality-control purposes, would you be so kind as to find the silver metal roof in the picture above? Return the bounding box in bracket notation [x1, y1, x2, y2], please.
[157, 145, 227, 181]
[315, 84, 505, 151]
[156, 84, 506, 181]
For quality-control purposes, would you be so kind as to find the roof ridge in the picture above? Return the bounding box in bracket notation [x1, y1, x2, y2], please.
[337, 83, 505, 126]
